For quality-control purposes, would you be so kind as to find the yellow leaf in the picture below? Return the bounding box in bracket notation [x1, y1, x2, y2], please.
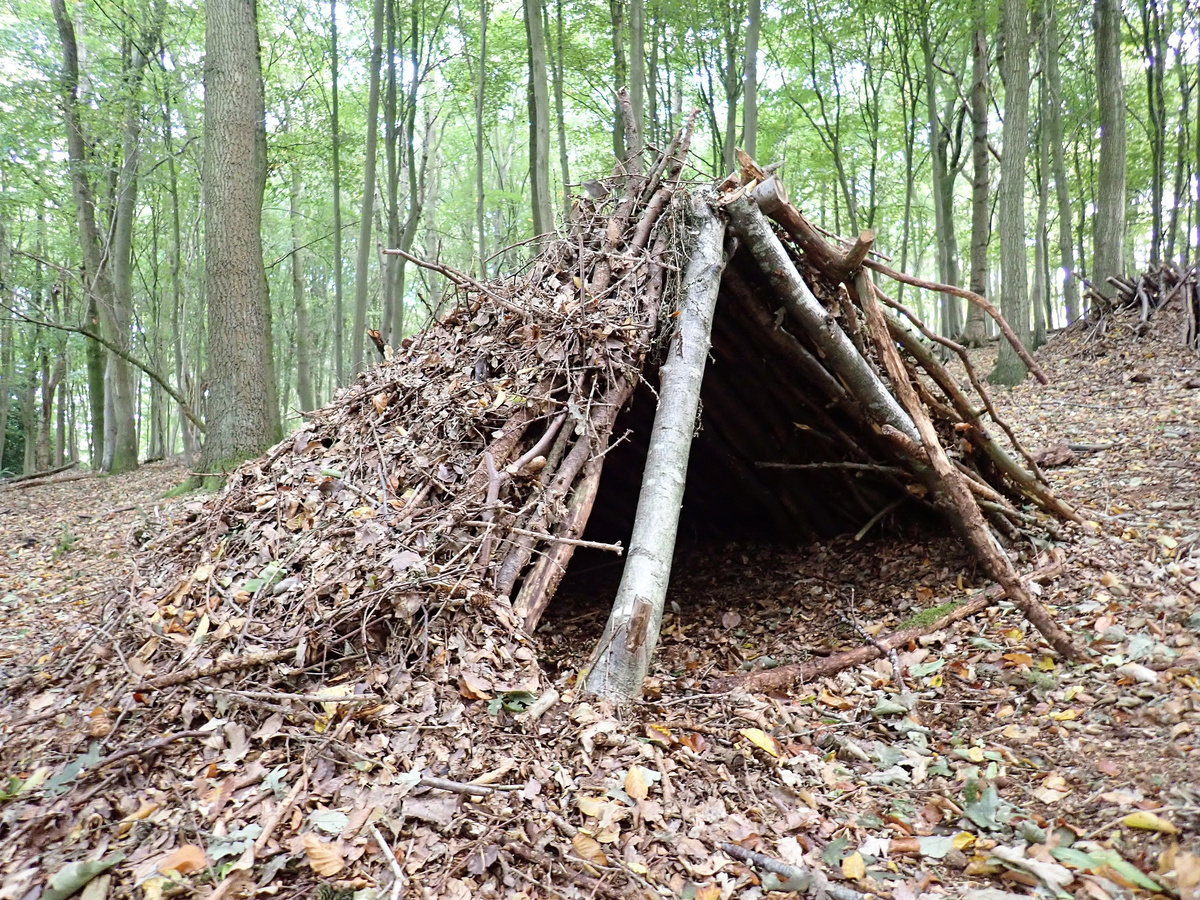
[842, 851, 866, 881]
[572, 833, 609, 866]
[624, 766, 648, 801]
[928, 673, 943, 687]
[695, 884, 722, 900]
[141, 877, 166, 900]
[1039, 657, 1057, 671]
[576, 795, 607, 818]
[1050, 709, 1078, 721]
[953, 832, 976, 850]
[968, 747, 985, 762]
[1121, 811, 1179, 834]
[738, 727, 782, 758]
[302, 834, 346, 876]
[159, 844, 207, 876]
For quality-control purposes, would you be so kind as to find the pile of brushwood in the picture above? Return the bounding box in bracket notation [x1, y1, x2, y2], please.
[0, 115, 1092, 898]
[1086, 260, 1200, 346]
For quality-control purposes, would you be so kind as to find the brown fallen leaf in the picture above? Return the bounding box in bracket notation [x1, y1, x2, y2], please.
[302, 833, 346, 876]
[159, 844, 207, 876]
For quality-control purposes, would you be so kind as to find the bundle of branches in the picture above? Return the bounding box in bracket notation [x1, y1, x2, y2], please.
[1085, 261, 1200, 346]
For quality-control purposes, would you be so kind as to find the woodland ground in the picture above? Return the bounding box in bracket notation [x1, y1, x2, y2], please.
[1, 303, 1199, 900]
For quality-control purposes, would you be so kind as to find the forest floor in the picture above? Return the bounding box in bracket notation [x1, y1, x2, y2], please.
[2, 303, 1199, 900]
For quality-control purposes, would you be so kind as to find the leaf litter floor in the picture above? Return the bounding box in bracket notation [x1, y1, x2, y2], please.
[2, 304, 1200, 899]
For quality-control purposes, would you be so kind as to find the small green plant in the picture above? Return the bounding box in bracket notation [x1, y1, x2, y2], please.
[52, 524, 78, 560]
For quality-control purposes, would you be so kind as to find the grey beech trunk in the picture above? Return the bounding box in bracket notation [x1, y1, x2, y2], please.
[1042, 0, 1079, 322]
[476, 0, 488, 272]
[584, 194, 725, 701]
[552, 0, 571, 218]
[331, 0, 345, 385]
[919, 18, 962, 340]
[962, 4, 989, 347]
[1032, 85, 1050, 347]
[610, 0, 627, 161]
[743, 0, 760, 159]
[50, 0, 160, 474]
[1093, 0, 1126, 304]
[200, 0, 281, 472]
[291, 165, 316, 412]
[382, 0, 401, 345]
[629, 0, 646, 152]
[524, 0, 555, 237]
[990, 0, 1031, 385]
[352, 0, 385, 376]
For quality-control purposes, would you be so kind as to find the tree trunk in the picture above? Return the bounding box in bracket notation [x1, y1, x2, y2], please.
[524, 0, 555, 237]
[1093, 0, 1126, 305]
[475, 0, 488, 272]
[163, 88, 198, 463]
[990, 0, 1031, 385]
[1042, 0, 1079, 321]
[610, 0, 627, 161]
[200, 0, 281, 473]
[743, 0, 760, 159]
[962, 4, 990, 347]
[352, 0, 385, 376]
[919, 18, 962, 340]
[382, 0, 400, 345]
[1139, 0, 1166, 265]
[331, 0, 346, 385]
[291, 166, 316, 412]
[84, 293, 105, 467]
[584, 194, 726, 701]
[552, 0, 570, 219]
[629, 0, 646, 154]
[1032, 90, 1050, 348]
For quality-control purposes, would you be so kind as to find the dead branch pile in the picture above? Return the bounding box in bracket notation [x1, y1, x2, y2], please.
[1087, 261, 1200, 346]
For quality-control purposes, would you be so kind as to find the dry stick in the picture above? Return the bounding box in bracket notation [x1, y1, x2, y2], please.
[381, 247, 530, 319]
[878, 290, 1051, 487]
[508, 410, 566, 474]
[737, 161, 1047, 384]
[475, 451, 503, 577]
[131, 646, 299, 692]
[0, 460, 77, 485]
[2, 472, 91, 492]
[863, 258, 1049, 383]
[719, 561, 1066, 692]
[885, 318, 1080, 523]
[852, 268, 1084, 659]
[465, 520, 621, 553]
[90, 729, 209, 775]
[720, 842, 865, 900]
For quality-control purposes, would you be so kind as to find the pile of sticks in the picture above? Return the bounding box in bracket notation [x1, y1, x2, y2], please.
[1088, 261, 1200, 346]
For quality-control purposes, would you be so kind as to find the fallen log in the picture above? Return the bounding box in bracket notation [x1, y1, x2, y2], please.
[0, 461, 79, 487]
[717, 561, 1065, 692]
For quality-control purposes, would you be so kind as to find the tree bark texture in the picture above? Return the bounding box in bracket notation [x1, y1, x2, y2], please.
[1042, 0, 1079, 322]
[525, 0, 555, 238]
[331, 0, 345, 385]
[743, 0, 760, 159]
[352, 0, 385, 376]
[962, 6, 990, 347]
[990, 0, 1031, 385]
[1093, 0, 1127, 304]
[584, 193, 726, 701]
[201, 0, 281, 471]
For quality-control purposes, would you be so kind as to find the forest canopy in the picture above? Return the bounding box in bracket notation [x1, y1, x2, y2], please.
[0, 0, 1196, 476]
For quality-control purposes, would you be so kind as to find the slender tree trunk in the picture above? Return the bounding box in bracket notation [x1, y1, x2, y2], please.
[962, 4, 990, 346]
[610, 0, 627, 161]
[331, 0, 345, 385]
[475, 0, 488, 273]
[1140, 0, 1166, 264]
[1093, 0, 1127, 305]
[200, 0, 281, 472]
[919, 19, 962, 339]
[524, 0, 554, 237]
[990, 0, 1032, 384]
[743, 0, 760, 159]
[1166, 12, 1191, 265]
[629, 0, 645, 153]
[352, 0, 385, 376]
[291, 166, 316, 412]
[552, 0, 570, 218]
[163, 91, 197, 462]
[1043, 0, 1079, 321]
[0, 230, 11, 471]
[382, 0, 402, 345]
[1032, 82, 1050, 347]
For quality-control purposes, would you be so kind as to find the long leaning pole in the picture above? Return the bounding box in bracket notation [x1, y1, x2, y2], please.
[583, 192, 727, 701]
